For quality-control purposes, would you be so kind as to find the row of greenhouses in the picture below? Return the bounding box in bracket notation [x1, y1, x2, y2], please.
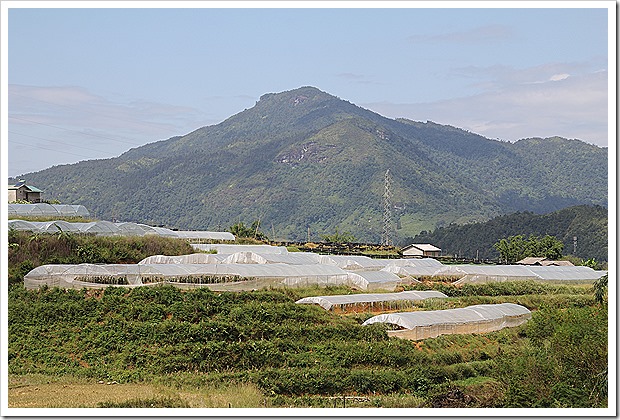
[295, 293, 531, 340]
[8, 219, 235, 241]
[23, 262, 396, 291]
[24, 243, 606, 291]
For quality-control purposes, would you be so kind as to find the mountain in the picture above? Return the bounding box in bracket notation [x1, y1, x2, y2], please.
[15, 86, 608, 243]
[408, 205, 608, 262]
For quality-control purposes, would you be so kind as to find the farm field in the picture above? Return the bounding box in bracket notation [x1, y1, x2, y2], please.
[7, 281, 607, 409]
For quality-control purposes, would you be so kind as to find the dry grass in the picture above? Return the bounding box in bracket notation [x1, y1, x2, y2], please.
[8, 374, 267, 408]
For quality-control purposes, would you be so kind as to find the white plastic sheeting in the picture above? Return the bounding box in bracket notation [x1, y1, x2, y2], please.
[347, 271, 410, 291]
[24, 262, 363, 291]
[381, 262, 606, 284]
[173, 231, 235, 241]
[362, 303, 532, 340]
[296, 290, 449, 311]
[191, 244, 288, 254]
[8, 203, 90, 217]
[380, 258, 444, 268]
[317, 255, 386, 271]
[139, 254, 226, 265]
[220, 251, 322, 265]
[8, 219, 234, 241]
[526, 265, 606, 282]
[447, 264, 606, 284]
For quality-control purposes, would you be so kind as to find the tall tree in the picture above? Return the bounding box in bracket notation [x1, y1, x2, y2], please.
[494, 234, 564, 263]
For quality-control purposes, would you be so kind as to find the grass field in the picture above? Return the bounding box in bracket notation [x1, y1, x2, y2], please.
[8, 374, 266, 408]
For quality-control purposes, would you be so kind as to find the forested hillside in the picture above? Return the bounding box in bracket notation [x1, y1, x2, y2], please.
[408, 205, 608, 261]
[16, 87, 608, 243]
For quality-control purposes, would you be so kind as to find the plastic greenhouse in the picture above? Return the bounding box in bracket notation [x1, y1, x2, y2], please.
[192, 244, 289, 254]
[24, 263, 370, 291]
[296, 290, 449, 311]
[346, 270, 411, 290]
[139, 254, 226, 265]
[317, 255, 386, 271]
[445, 264, 606, 284]
[362, 303, 532, 340]
[8, 203, 90, 217]
[8, 219, 235, 241]
[219, 251, 321, 265]
[173, 230, 235, 241]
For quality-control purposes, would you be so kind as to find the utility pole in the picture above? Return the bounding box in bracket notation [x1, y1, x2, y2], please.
[381, 169, 393, 246]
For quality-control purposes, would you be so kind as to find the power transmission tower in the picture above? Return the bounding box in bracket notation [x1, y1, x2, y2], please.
[381, 169, 393, 246]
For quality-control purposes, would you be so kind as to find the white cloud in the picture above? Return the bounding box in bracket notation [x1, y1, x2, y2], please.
[549, 73, 570, 82]
[363, 67, 608, 146]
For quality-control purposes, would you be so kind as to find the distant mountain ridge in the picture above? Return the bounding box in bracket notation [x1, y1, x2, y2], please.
[16, 86, 608, 243]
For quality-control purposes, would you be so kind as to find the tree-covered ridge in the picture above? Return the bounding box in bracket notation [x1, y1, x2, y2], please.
[409, 205, 608, 261]
[17, 87, 608, 243]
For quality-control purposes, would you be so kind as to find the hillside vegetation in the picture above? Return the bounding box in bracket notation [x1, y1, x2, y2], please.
[8, 282, 607, 408]
[16, 87, 607, 243]
[409, 205, 608, 261]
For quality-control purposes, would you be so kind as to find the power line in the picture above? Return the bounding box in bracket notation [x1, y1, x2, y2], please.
[8, 130, 115, 156]
[9, 115, 144, 146]
[9, 140, 101, 160]
[9, 89, 189, 136]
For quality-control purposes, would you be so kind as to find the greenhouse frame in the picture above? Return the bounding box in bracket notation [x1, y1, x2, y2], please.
[8, 203, 90, 217]
[23, 262, 372, 291]
[296, 290, 448, 311]
[362, 303, 532, 340]
[8, 219, 234, 241]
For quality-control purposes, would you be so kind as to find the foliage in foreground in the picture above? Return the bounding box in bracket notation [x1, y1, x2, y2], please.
[8, 282, 607, 408]
[8, 230, 195, 285]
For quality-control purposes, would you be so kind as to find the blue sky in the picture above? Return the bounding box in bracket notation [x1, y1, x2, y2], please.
[3, 1, 614, 177]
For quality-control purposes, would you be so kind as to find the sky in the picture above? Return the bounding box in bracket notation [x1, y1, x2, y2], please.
[2, 1, 614, 177]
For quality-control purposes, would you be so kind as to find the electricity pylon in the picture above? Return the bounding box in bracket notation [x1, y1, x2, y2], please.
[381, 169, 393, 246]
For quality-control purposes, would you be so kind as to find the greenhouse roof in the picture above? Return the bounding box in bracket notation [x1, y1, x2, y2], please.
[382, 258, 444, 267]
[348, 270, 403, 284]
[173, 231, 235, 241]
[221, 251, 321, 265]
[296, 290, 449, 310]
[362, 303, 531, 329]
[318, 255, 386, 271]
[8, 219, 234, 240]
[25, 262, 349, 279]
[192, 244, 289, 254]
[138, 254, 225, 265]
[8, 203, 90, 217]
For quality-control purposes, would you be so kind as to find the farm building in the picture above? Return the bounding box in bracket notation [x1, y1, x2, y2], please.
[296, 290, 448, 311]
[8, 181, 42, 203]
[401, 243, 441, 257]
[516, 257, 574, 266]
[362, 303, 532, 340]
